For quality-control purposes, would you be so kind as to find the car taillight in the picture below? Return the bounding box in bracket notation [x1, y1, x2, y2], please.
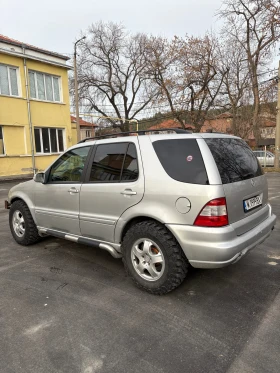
[194, 197, 228, 227]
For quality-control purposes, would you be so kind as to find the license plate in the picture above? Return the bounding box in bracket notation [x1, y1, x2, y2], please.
[243, 194, 263, 212]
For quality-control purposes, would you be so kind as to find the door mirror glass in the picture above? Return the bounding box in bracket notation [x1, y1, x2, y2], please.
[34, 172, 46, 183]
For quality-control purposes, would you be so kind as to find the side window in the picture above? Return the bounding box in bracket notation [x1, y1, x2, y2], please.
[88, 142, 139, 183]
[153, 139, 208, 185]
[89, 143, 127, 182]
[121, 143, 139, 181]
[48, 146, 90, 183]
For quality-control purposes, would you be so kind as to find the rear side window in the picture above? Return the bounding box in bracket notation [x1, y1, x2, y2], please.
[89, 142, 139, 182]
[152, 139, 208, 184]
[205, 138, 263, 184]
[121, 143, 138, 181]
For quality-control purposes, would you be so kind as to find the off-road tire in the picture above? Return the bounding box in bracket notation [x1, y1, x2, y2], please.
[122, 220, 189, 295]
[9, 200, 41, 245]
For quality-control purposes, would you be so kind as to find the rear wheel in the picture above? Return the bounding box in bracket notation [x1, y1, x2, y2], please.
[9, 200, 40, 245]
[122, 221, 189, 295]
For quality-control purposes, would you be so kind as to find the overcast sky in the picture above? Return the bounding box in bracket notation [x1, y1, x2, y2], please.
[0, 0, 223, 57]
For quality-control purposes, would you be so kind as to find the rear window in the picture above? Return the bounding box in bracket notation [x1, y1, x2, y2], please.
[152, 139, 208, 184]
[205, 138, 263, 184]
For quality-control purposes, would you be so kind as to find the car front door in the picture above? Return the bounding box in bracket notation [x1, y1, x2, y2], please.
[79, 139, 144, 243]
[34, 146, 91, 235]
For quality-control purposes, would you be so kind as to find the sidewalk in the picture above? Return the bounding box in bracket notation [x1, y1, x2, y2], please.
[0, 174, 33, 183]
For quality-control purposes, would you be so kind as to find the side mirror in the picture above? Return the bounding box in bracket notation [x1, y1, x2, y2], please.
[34, 172, 46, 184]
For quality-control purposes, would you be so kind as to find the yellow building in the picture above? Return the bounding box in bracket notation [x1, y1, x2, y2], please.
[0, 34, 73, 178]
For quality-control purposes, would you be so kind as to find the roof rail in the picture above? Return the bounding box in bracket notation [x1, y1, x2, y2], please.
[78, 128, 192, 143]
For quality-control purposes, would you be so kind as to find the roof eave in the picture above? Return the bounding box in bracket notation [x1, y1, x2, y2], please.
[0, 48, 73, 70]
[0, 39, 69, 61]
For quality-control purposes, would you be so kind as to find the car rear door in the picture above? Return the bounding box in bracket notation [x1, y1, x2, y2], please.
[205, 137, 269, 235]
[79, 138, 144, 243]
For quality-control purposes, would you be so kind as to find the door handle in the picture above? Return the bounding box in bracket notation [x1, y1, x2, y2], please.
[68, 187, 79, 194]
[121, 189, 137, 196]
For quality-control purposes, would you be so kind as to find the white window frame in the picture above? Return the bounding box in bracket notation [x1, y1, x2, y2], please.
[29, 70, 62, 103]
[0, 126, 5, 156]
[34, 127, 65, 154]
[0, 63, 21, 97]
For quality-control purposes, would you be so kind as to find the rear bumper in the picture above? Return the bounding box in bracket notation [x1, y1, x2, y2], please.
[166, 205, 276, 269]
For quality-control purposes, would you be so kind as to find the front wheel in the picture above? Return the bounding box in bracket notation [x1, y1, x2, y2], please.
[122, 221, 189, 295]
[9, 200, 41, 245]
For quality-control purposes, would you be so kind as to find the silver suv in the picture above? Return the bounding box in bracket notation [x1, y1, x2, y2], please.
[6, 131, 276, 294]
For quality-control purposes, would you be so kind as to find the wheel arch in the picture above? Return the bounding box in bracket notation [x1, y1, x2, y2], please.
[10, 194, 36, 222]
[119, 216, 181, 248]
[120, 216, 160, 242]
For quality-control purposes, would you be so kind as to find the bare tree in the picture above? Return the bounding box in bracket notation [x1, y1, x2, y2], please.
[217, 36, 251, 135]
[218, 0, 280, 141]
[182, 35, 227, 131]
[145, 34, 226, 132]
[77, 22, 158, 131]
[144, 36, 186, 127]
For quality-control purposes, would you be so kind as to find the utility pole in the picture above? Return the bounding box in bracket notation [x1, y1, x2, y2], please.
[275, 61, 280, 169]
[74, 36, 86, 142]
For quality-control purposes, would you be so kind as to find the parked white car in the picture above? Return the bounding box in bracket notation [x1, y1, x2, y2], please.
[253, 150, 276, 167]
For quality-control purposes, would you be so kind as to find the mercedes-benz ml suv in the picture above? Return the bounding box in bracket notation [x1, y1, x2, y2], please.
[6, 131, 276, 294]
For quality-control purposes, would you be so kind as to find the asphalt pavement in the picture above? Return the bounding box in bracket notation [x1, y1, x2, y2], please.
[0, 175, 279, 373]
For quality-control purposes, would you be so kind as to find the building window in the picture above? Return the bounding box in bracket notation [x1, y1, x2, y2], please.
[34, 128, 65, 154]
[0, 64, 19, 97]
[28, 71, 61, 102]
[86, 130, 91, 137]
[0, 126, 5, 155]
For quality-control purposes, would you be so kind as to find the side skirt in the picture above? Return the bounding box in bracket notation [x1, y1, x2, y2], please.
[38, 227, 122, 259]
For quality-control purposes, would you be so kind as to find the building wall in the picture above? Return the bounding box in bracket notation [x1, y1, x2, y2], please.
[0, 52, 72, 177]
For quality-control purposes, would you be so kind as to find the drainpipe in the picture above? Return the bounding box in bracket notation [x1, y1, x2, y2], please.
[22, 45, 36, 175]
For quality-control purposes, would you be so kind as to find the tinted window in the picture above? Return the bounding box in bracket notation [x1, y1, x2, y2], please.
[205, 138, 263, 184]
[49, 146, 90, 182]
[152, 139, 208, 184]
[89, 143, 127, 182]
[121, 143, 138, 181]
